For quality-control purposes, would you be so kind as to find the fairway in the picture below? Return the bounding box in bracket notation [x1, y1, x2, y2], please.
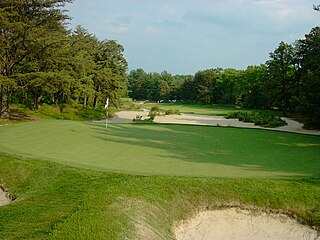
[0, 121, 319, 177]
[145, 103, 240, 116]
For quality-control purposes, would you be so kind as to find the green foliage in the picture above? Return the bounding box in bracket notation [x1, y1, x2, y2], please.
[165, 109, 180, 115]
[14, 103, 108, 121]
[149, 106, 163, 116]
[227, 111, 287, 128]
[127, 27, 320, 129]
[132, 115, 154, 123]
[297, 27, 320, 128]
[266, 42, 295, 116]
[118, 98, 142, 111]
[0, 1, 128, 118]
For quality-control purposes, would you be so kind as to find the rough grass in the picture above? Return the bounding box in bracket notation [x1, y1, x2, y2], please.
[11, 104, 113, 121]
[0, 121, 319, 178]
[0, 153, 319, 239]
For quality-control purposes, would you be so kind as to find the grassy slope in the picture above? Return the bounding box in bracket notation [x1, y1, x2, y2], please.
[0, 153, 319, 239]
[13, 104, 110, 121]
[0, 104, 319, 239]
[0, 121, 319, 177]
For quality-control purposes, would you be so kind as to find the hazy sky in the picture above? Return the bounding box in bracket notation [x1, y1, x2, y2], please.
[65, 0, 319, 74]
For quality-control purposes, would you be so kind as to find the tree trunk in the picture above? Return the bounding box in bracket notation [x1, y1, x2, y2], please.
[94, 96, 99, 108]
[281, 69, 287, 117]
[0, 85, 10, 118]
[94, 86, 101, 109]
[33, 94, 43, 112]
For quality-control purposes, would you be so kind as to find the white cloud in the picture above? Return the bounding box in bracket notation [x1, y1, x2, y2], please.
[66, 0, 319, 74]
[109, 16, 133, 34]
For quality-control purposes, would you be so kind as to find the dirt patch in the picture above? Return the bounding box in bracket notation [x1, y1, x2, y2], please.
[0, 187, 12, 206]
[174, 208, 319, 240]
[9, 108, 41, 121]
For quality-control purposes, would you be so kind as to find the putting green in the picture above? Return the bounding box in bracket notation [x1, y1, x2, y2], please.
[0, 120, 319, 177]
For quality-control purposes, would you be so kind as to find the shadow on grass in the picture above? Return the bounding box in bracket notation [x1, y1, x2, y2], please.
[90, 123, 320, 177]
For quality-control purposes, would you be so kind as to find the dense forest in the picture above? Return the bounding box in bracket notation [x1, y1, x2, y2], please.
[0, 1, 319, 127]
[128, 27, 320, 127]
[0, 0, 127, 117]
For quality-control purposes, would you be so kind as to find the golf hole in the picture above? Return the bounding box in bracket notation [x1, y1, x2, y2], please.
[0, 187, 12, 206]
[175, 208, 319, 240]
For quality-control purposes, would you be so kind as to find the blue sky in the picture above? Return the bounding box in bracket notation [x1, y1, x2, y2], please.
[65, 0, 319, 75]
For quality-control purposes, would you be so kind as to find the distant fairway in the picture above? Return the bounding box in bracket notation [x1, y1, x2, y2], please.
[145, 102, 240, 116]
[0, 120, 319, 177]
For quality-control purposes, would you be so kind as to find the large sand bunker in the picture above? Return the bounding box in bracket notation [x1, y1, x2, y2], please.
[0, 187, 12, 206]
[175, 208, 319, 240]
[109, 111, 320, 135]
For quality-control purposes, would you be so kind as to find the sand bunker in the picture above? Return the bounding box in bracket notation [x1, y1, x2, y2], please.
[0, 187, 12, 206]
[109, 111, 320, 135]
[175, 208, 319, 240]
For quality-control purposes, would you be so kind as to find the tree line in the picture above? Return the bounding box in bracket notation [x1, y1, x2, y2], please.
[1, 1, 319, 127]
[0, 0, 127, 118]
[128, 26, 320, 127]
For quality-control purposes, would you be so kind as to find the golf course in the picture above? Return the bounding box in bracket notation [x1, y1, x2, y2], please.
[0, 120, 319, 178]
[0, 104, 320, 239]
[1, 1, 320, 238]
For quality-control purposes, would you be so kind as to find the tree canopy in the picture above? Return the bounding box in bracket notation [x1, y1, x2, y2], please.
[1, 1, 319, 128]
[0, 0, 128, 117]
[128, 27, 320, 127]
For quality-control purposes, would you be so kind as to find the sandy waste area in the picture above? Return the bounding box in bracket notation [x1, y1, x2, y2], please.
[0, 187, 11, 206]
[174, 208, 319, 240]
[109, 110, 320, 135]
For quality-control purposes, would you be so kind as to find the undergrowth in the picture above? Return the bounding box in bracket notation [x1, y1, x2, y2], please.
[227, 111, 287, 128]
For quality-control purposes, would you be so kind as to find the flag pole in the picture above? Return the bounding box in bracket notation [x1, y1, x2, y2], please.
[106, 111, 108, 129]
[105, 98, 109, 129]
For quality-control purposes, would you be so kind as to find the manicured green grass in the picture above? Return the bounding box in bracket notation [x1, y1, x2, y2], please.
[0, 121, 319, 177]
[0, 153, 319, 239]
[145, 102, 240, 116]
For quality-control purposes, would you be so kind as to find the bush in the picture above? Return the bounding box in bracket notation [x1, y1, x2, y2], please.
[227, 111, 287, 128]
[119, 98, 141, 111]
[133, 115, 154, 123]
[165, 109, 180, 115]
[149, 106, 163, 116]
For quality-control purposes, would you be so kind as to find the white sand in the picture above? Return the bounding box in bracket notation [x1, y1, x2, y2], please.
[0, 187, 11, 206]
[175, 208, 319, 240]
[110, 111, 320, 135]
[109, 110, 150, 123]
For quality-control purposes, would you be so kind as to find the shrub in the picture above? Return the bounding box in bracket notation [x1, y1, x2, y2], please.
[133, 115, 154, 123]
[227, 111, 287, 128]
[149, 106, 163, 116]
[165, 109, 180, 115]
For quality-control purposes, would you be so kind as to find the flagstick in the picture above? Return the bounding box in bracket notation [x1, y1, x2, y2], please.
[106, 110, 108, 129]
[105, 98, 109, 129]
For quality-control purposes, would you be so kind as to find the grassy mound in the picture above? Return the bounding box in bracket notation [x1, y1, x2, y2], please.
[0, 121, 319, 177]
[0, 153, 319, 239]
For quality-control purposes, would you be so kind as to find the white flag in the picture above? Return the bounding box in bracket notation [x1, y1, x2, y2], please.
[105, 98, 109, 109]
